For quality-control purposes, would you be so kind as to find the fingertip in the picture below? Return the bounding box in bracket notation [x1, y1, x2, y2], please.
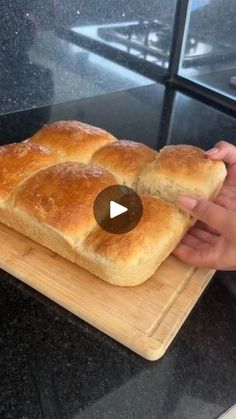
[177, 195, 198, 211]
[205, 147, 219, 155]
[205, 147, 226, 161]
[173, 243, 206, 267]
[214, 140, 230, 149]
[207, 141, 236, 165]
[172, 243, 189, 258]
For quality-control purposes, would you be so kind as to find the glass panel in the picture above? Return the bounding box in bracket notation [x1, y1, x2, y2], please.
[179, 0, 236, 101]
[0, 0, 177, 116]
[168, 92, 236, 148]
[67, 1, 178, 72]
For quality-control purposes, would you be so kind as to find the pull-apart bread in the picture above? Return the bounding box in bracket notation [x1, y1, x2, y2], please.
[0, 121, 227, 286]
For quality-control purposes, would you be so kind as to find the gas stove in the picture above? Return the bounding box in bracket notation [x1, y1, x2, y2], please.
[97, 20, 236, 67]
[98, 20, 173, 63]
[58, 19, 236, 75]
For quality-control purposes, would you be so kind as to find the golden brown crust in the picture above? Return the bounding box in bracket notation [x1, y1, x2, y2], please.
[85, 195, 188, 261]
[0, 142, 58, 203]
[28, 120, 117, 163]
[12, 162, 117, 241]
[158, 145, 220, 182]
[91, 140, 157, 186]
[0, 122, 228, 287]
[81, 195, 189, 285]
[137, 145, 227, 203]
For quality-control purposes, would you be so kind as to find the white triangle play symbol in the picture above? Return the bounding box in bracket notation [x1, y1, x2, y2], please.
[110, 200, 128, 219]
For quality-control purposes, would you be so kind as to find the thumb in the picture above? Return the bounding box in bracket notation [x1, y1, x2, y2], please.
[206, 141, 236, 186]
[206, 141, 236, 166]
[177, 195, 236, 238]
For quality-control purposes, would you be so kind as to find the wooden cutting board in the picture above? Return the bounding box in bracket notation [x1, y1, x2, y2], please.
[0, 222, 215, 361]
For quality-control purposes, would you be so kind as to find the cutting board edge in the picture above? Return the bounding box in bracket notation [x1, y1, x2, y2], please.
[0, 222, 216, 361]
[0, 259, 215, 362]
[0, 260, 166, 360]
[152, 268, 215, 356]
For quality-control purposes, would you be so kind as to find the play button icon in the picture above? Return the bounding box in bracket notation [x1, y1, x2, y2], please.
[93, 185, 143, 234]
[110, 201, 128, 219]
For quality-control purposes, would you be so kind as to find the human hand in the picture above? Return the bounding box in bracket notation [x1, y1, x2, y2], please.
[173, 141, 236, 270]
[208, 141, 236, 211]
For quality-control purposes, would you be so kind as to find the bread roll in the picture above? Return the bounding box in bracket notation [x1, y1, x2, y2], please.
[0, 121, 227, 286]
[11, 162, 117, 243]
[91, 140, 157, 187]
[28, 120, 116, 163]
[82, 195, 189, 286]
[137, 145, 227, 203]
[0, 142, 58, 205]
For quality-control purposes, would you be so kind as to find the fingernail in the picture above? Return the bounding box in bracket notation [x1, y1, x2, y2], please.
[205, 147, 219, 154]
[177, 195, 198, 210]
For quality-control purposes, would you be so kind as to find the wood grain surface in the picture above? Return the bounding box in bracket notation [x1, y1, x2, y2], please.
[0, 222, 215, 360]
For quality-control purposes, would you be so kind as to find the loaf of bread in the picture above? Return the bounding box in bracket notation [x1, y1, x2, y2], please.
[0, 121, 227, 286]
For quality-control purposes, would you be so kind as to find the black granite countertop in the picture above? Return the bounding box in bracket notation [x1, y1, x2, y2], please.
[0, 84, 236, 419]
